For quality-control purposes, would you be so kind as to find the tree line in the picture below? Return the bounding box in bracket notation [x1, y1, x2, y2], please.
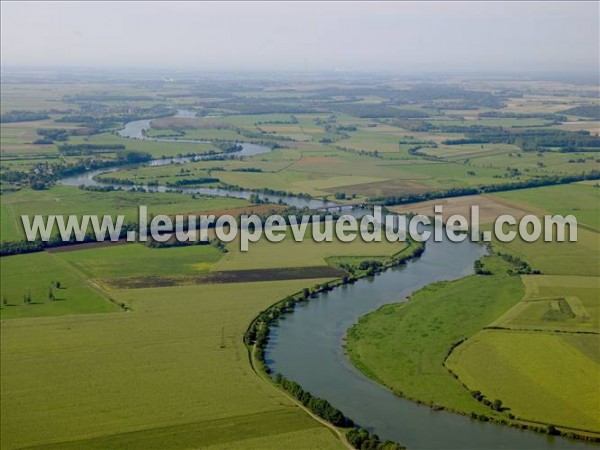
[368, 170, 600, 206]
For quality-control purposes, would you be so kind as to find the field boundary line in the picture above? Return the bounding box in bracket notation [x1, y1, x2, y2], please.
[483, 326, 599, 335]
[45, 252, 127, 311]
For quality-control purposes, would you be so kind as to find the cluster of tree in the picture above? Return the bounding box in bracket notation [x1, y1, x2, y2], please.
[201, 98, 320, 115]
[56, 115, 122, 130]
[331, 103, 428, 119]
[386, 119, 433, 132]
[478, 111, 566, 121]
[34, 128, 70, 144]
[274, 373, 353, 427]
[441, 126, 600, 152]
[497, 252, 541, 275]
[357, 260, 384, 276]
[94, 176, 134, 186]
[145, 238, 209, 249]
[58, 143, 126, 155]
[346, 428, 405, 450]
[219, 183, 313, 200]
[393, 85, 505, 109]
[559, 146, 600, 153]
[0, 110, 49, 123]
[216, 143, 244, 154]
[58, 106, 174, 130]
[79, 185, 122, 192]
[165, 177, 220, 186]
[117, 150, 152, 163]
[469, 391, 504, 411]
[231, 167, 262, 172]
[559, 105, 600, 120]
[254, 115, 299, 125]
[327, 124, 357, 133]
[368, 170, 600, 206]
[442, 138, 489, 145]
[474, 259, 492, 275]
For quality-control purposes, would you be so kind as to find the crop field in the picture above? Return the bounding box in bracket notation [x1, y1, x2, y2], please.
[446, 330, 600, 432]
[102, 266, 346, 289]
[213, 230, 409, 271]
[490, 275, 599, 332]
[56, 243, 223, 279]
[390, 193, 544, 224]
[493, 183, 600, 231]
[1, 279, 343, 449]
[493, 191, 600, 277]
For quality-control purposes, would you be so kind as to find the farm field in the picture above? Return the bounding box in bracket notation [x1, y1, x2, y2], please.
[446, 330, 600, 432]
[0, 251, 119, 319]
[1, 279, 344, 449]
[490, 275, 599, 332]
[212, 230, 410, 271]
[492, 183, 600, 231]
[389, 193, 544, 224]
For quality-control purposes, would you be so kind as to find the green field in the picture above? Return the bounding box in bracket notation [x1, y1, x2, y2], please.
[0, 251, 119, 319]
[213, 230, 409, 271]
[488, 184, 600, 277]
[490, 275, 600, 332]
[57, 243, 223, 279]
[446, 330, 600, 431]
[1, 279, 343, 449]
[493, 183, 600, 231]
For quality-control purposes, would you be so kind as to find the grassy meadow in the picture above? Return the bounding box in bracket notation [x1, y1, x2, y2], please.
[346, 256, 522, 416]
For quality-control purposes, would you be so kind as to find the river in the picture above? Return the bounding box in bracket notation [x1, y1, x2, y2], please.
[59, 113, 596, 449]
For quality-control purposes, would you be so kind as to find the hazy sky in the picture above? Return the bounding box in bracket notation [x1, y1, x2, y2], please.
[1, 1, 598, 73]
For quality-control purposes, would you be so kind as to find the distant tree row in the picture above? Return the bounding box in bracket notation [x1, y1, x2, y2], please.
[368, 170, 600, 206]
[0, 110, 49, 123]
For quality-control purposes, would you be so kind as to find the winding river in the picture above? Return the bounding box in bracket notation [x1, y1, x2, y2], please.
[61, 110, 339, 210]
[59, 114, 596, 449]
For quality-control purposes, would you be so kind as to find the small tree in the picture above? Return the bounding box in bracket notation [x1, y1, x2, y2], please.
[2, 295, 7, 307]
[492, 399, 503, 411]
[48, 287, 55, 301]
[55, 281, 61, 289]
